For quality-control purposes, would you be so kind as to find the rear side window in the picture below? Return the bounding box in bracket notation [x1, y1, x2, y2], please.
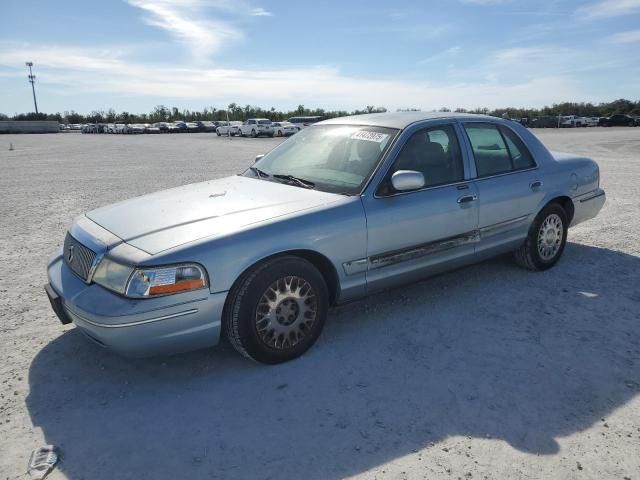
[464, 123, 535, 177]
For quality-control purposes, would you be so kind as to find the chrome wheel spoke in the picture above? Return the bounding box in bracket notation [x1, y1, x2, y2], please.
[537, 213, 563, 261]
[255, 275, 318, 350]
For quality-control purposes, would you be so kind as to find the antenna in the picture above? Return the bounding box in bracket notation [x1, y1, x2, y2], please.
[25, 62, 39, 114]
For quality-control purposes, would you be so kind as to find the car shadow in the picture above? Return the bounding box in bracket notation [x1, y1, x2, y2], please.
[27, 243, 640, 479]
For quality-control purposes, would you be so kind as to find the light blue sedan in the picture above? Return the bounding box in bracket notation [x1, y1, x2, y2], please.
[45, 112, 605, 363]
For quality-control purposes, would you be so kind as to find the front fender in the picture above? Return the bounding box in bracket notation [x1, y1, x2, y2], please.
[147, 197, 368, 303]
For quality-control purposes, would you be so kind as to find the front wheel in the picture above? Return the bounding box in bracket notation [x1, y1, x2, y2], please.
[514, 204, 568, 271]
[224, 256, 328, 364]
[250, 129, 257, 138]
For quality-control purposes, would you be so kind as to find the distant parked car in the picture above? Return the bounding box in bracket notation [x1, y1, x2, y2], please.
[583, 117, 600, 127]
[216, 121, 242, 136]
[272, 122, 297, 137]
[145, 124, 161, 134]
[530, 116, 559, 128]
[153, 122, 169, 133]
[603, 114, 635, 127]
[183, 122, 199, 133]
[195, 121, 217, 132]
[237, 118, 274, 137]
[81, 124, 97, 134]
[633, 116, 640, 126]
[287, 116, 323, 131]
[126, 124, 145, 134]
[172, 121, 188, 133]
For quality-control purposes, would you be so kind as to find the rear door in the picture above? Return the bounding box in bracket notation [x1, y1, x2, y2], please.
[362, 122, 479, 293]
[460, 121, 545, 255]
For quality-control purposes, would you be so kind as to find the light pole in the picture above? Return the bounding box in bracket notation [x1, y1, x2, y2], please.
[25, 62, 39, 114]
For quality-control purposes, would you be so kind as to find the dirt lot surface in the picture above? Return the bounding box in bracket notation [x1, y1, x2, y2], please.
[0, 128, 638, 480]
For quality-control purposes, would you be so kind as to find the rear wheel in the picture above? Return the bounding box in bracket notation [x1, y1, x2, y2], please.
[224, 256, 328, 364]
[514, 204, 568, 271]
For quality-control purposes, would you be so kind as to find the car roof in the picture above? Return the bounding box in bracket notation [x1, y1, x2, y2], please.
[318, 111, 495, 129]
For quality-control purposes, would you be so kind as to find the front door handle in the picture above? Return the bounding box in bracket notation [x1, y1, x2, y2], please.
[530, 180, 543, 190]
[457, 194, 478, 204]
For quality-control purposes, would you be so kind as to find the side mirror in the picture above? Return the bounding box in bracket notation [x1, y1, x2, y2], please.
[391, 170, 425, 192]
[255, 154, 265, 163]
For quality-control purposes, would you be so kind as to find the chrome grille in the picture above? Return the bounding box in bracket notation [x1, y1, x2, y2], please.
[63, 233, 96, 282]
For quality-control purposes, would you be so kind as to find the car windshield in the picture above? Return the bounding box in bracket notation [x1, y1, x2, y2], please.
[243, 124, 398, 195]
[258, 120, 271, 125]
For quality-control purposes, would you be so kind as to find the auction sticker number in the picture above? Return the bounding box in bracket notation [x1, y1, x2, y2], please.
[351, 131, 389, 143]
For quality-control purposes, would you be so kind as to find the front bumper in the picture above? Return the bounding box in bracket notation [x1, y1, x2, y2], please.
[46, 251, 227, 357]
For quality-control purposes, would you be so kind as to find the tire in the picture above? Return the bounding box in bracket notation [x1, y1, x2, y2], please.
[251, 129, 257, 138]
[217, 131, 221, 136]
[514, 203, 568, 271]
[224, 256, 329, 364]
[277, 130, 282, 137]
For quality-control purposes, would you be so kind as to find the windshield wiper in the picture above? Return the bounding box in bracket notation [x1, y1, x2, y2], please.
[249, 166, 270, 178]
[272, 174, 316, 189]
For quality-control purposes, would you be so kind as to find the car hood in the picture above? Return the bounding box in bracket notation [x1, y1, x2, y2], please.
[86, 175, 344, 255]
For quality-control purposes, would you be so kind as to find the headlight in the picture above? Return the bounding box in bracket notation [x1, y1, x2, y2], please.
[92, 257, 134, 294]
[125, 264, 208, 298]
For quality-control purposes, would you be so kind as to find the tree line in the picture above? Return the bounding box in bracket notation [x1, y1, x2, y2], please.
[2, 98, 639, 124]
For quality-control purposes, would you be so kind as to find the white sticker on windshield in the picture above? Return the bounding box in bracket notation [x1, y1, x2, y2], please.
[351, 131, 389, 143]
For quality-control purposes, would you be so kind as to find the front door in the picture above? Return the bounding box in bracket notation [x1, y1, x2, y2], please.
[362, 123, 479, 293]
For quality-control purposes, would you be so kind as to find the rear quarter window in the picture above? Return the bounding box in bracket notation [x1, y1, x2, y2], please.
[500, 126, 535, 170]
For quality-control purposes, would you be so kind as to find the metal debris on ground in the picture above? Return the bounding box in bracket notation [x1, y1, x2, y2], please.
[27, 445, 59, 479]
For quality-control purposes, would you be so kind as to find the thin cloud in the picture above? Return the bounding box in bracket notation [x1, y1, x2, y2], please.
[125, 0, 273, 60]
[576, 0, 640, 19]
[250, 7, 272, 16]
[0, 43, 592, 110]
[608, 29, 640, 43]
[459, 0, 510, 4]
[419, 46, 461, 65]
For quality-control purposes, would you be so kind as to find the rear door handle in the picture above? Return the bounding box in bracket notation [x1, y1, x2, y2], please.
[530, 180, 543, 190]
[457, 194, 478, 204]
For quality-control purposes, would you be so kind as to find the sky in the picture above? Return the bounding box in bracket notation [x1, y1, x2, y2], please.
[1, 0, 639, 115]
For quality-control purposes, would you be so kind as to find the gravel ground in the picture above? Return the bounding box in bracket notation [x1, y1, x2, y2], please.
[0, 128, 638, 480]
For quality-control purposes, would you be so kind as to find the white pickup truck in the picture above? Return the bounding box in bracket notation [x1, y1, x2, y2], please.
[560, 115, 600, 128]
[560, 116, 586, 128]
[237, 118, 274, 137]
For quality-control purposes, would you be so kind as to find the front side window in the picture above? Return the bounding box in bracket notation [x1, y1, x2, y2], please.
[380, 125, 464, 194]
[245, 125, 398, 195]
[464, 123, 535, 176]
